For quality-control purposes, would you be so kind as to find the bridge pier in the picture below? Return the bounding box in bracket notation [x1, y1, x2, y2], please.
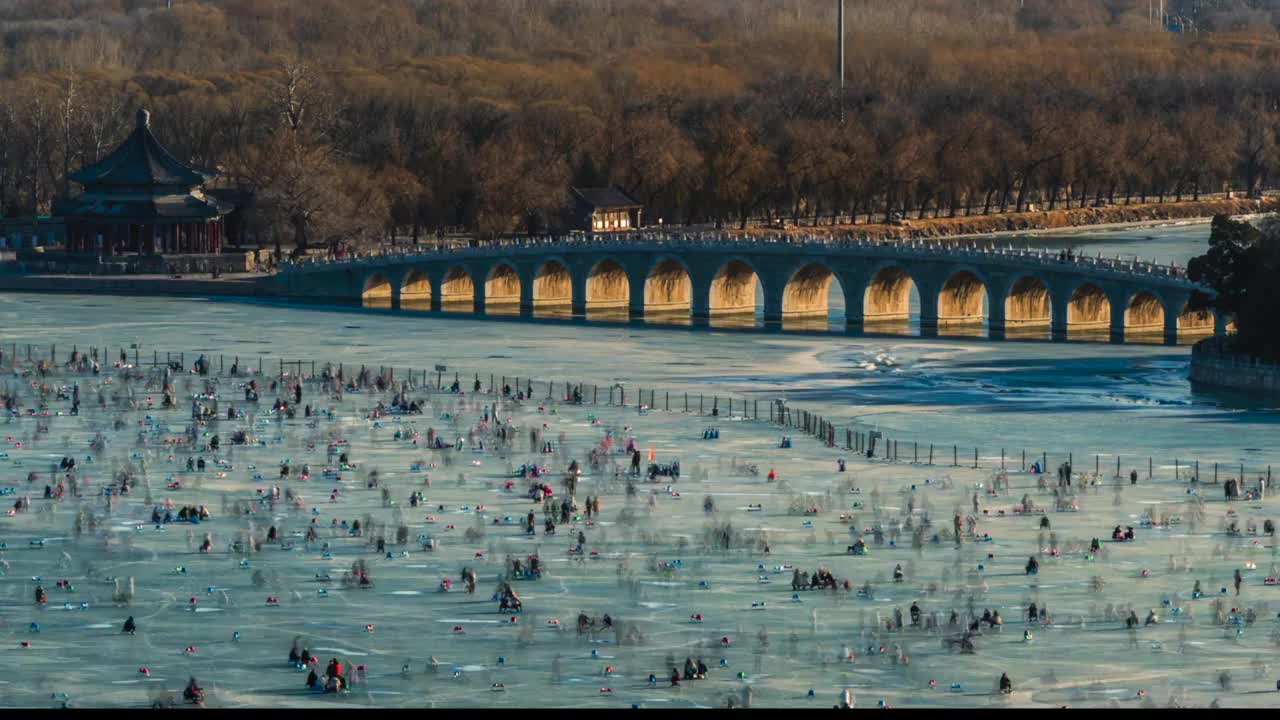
[571, 271, 587, 318]
[428, 270, 444, 313]
[762, 286, 784, 327]
[627, 268, 646, 323]
[690, 271, 711, 327]
[987, 315, 1006, 340]
[917, 282, 939, 338]
[1213, 310, 1227, 337]
[518, 277, 534, 318]
[1163, 305, 1179, 346]
[1051, 301, 1068, 342]
[390, 285, 401, 311]
[1109, 300, 1126, 344]
[841, 274, 864, 335]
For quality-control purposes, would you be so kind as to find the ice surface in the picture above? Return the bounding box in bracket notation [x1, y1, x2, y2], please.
[0, 356, 1271, 709]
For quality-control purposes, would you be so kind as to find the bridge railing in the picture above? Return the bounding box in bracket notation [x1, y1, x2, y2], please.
[276, 233, 1195, 285]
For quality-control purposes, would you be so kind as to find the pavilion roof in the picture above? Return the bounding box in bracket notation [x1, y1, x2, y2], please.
[572, 187, 641, 210]
[68, 109, 215, 190]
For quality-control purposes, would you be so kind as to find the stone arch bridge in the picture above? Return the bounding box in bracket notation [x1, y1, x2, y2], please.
[277, 235, 1224, 344]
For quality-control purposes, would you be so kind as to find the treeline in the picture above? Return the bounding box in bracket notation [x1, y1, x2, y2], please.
[2, 1, 1280, 250]
[1189, 215, 1280, 361]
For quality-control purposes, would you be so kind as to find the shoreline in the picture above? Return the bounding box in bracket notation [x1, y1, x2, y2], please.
[762, 196, 1279, 242]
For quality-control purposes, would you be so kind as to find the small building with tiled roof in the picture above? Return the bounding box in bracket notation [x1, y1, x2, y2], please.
[570, 187, 643, 233]
[55, 108, 232, 256]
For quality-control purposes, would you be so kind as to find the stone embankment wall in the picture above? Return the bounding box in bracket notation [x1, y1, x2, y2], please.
[1190, 337, 1280, 393]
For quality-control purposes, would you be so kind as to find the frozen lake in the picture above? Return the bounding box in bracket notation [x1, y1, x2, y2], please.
[0, 358, 1275, 709]
[0, 222, 1277, 708]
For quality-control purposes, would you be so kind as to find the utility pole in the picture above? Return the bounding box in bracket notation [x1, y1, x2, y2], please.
[836, 0, 845, 123]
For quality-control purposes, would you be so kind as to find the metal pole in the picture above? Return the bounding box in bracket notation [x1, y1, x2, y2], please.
[929, 444, 933, 465]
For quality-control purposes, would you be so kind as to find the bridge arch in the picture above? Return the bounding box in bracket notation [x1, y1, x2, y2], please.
[362, 273, 393, 308]
[710, 258, 763, 328]
[1177, 301, 1216, 340]
[1123, 290, 1165, 342]
[400, 270, 432, 310]
[863, 264, 918, 334]
[533, 258, 573, 314]
[484, 262, 521, 315]
[937, 268, 989, 337]
[782, 261, 846, 331]
[1067, 281, 1111, 340]
[586, 258, 630, 320]
[1004, 274, 1052, 339]
[645, 256, 692, 323]
[439, 266, 475, 313]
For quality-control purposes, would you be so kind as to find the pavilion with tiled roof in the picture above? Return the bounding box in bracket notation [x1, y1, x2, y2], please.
[56, 108, 231, 256]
